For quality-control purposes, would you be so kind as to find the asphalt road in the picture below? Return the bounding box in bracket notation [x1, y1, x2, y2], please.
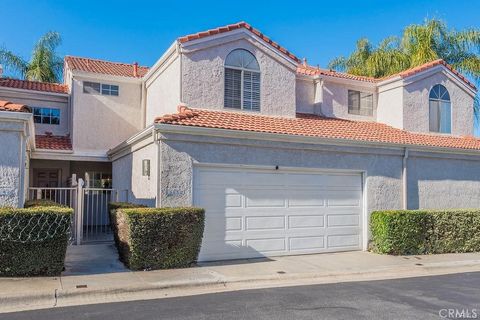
[3, 272, 480, 320]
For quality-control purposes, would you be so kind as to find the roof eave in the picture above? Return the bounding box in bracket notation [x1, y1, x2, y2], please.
[154, 122, 480, 157]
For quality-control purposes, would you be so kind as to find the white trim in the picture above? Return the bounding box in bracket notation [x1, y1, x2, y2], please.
[31, 151, 109, 162]
[71, 70, 143, 84]
[107, 125, 155, 160]
[155, 123, 480, 157]
[0, 86, 69, 97]
[143, 41, 179, 83]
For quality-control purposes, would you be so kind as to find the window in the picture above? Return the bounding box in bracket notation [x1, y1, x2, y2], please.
[348, 90, 373, 116]
[83, 81, 119, 96]
[429, 84, 451, 133]
[101, 84, 119, 96]
[224, 49, 260, 111]
[87, 172, 112, 189]
[33, 107, 60, 125]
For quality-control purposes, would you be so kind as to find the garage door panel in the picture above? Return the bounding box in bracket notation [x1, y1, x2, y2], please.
[195, 167, 363, 261]
[327, 234, 360, 248]
[288, 215, 324, 228]
[245, 216, 285, 230]
[245, 190, 286, 208]
[327, 214, 360, 227]
[289, 236, 325, 251]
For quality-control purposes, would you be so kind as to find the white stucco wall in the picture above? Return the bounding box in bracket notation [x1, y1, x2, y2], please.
[295, 78, 315, 114]
[70, 75, 143, 155]
[0, 88, 69, 136]
[181, 38, 297, 117]
[377, 85, 404, 129]
[321, 80, 377, 121]
[0, 113, 32, 207]
[145, 52, 181, 126]
[112, 140, 157, 207]
[403, 71, 474, 136]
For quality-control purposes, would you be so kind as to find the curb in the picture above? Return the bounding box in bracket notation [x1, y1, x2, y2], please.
[2, 260, 480, 313]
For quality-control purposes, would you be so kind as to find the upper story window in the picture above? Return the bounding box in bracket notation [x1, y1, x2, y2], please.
[348, 90, 373, 116]
[83, 81, 119, 96]
[33, 107, 60, 125]
[224, 49, 260, 112]
[429, 84, 451, 133]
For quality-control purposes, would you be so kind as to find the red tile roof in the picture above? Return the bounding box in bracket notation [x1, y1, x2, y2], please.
[298, 59, 476, 90]
[65, 56, 149, 78]
[0, 100, 31, 113]
[178, 21, 301, 63]
[297, 65, 377, 83]
[35, 134, 72, 151]
[0, 78, 68, 94]
[380, 59, 477, 90]
[155, 105, 480, 151]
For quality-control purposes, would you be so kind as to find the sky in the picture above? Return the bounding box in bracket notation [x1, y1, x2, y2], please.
[1, 0, 480, 132]
[1, 0, 479, 70]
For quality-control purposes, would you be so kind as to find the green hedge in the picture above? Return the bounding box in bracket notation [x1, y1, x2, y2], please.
[370, 210, 480, 255]
[110, 205, 205, 270]
[24, 199, 65, 208]
[0, 206, 73, 276]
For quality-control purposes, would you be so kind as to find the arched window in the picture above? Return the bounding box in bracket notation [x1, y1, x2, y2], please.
[224, 49, 260, 111]
[429, 84, 451, 133]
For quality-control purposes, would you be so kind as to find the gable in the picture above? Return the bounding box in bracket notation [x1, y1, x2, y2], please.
[179, 22, 300, 69]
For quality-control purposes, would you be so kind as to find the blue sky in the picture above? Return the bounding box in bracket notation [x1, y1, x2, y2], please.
[1, 0, 479, 70]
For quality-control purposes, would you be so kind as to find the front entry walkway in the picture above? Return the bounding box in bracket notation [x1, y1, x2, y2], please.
[63, 243, 128, 276]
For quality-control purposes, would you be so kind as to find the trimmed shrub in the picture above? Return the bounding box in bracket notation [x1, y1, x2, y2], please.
[24, 199, 65, 208]
[108, 202, 147, 250]
[370, 209, 480, 255]
[0, 206, 73, 276]
[111, 206, 205, 270]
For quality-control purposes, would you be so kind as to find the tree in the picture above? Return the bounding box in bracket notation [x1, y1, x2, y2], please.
[328, 19, 480, 117]
[0, 31, 63, 83]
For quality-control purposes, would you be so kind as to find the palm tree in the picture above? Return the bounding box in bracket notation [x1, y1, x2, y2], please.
[0, 31, 63, 83]
[329, 18, 480, 118]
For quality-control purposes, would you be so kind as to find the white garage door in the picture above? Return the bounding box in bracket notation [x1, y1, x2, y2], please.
[194, 166, 363, 262]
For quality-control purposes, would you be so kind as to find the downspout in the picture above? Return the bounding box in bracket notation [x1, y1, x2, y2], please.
[402, 148, 409, 210]
[154, 129, 161, 208]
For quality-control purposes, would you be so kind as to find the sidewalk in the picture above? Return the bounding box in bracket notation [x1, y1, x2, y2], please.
[1, 244, 480, 313]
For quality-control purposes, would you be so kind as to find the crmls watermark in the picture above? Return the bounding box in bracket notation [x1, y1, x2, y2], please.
[439, 308, 478, 319]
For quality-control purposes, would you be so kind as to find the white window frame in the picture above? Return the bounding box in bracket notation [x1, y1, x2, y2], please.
[83, 81, 119, 96]
[429, 84, 452, 134]
[224, 49, 260, 112]
[32, 107, 61, 125]
[348, 90, 373, 116]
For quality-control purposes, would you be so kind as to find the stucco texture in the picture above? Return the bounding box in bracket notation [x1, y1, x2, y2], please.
[0, 129, 24, 207]
[321, 81, 377, 121]
[0, 89, 69, 136]
[112, 142, 157, 207]
[70, 76, 143, 155]
[157, 133, 403, 216]
[181, 38, 297, 117]
[403, 72, 474, 136]
[145, 53, 181, 126]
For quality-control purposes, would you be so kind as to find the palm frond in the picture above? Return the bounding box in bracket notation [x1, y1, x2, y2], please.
[0, 48, 28, 77]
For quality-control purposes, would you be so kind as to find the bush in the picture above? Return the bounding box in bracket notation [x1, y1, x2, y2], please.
[108, 202, 147, 250]
[110, 206, 205, 270]
[0, 206, 73, 276]
[370, 209, 480, 255]
[24, 199, 65, 208]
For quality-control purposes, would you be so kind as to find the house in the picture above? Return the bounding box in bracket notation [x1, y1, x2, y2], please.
[1, 22, 480, 261]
